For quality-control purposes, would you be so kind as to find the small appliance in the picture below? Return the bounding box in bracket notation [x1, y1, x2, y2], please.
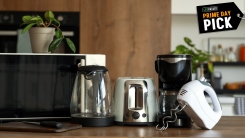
[70, 65, 114, 127]
[114, 77, 157, 126]
[0, 53, 105, 121]
[155, 54, 192, 127]
[177, 77, 222, 129]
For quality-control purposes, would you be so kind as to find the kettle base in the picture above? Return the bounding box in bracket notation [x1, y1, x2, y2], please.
[71, 116, 115, 127]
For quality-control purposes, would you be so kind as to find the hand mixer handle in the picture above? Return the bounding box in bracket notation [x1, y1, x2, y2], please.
[204, 84, 222, 115]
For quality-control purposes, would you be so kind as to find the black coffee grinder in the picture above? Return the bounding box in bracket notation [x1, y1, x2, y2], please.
[155, 54, 192, 127]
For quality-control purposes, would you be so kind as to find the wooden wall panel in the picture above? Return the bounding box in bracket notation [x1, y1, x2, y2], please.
[0, 0, 80, 12]
[80, 0, 171, 88]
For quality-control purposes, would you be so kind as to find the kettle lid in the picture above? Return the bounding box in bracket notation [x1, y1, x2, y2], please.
[78, 65, 108, 73]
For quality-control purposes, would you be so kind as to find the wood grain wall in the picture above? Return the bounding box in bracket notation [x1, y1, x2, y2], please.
[80, 0, 171, 88]
[0, 0, 80, 11]
[0, 0, 171, 89]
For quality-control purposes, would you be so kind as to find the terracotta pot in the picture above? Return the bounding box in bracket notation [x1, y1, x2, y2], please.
[28, 27, 55, 53]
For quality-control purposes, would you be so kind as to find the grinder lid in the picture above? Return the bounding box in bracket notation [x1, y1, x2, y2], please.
[156, 54, 192, 63]
[157, 54, 192, 59]
[78, 65, 108, 73]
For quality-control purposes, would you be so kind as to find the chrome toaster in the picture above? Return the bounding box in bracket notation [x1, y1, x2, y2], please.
[114, 77, 157, 126]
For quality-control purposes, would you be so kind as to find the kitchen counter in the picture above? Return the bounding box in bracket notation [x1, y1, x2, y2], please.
[0, 116, 244, 137]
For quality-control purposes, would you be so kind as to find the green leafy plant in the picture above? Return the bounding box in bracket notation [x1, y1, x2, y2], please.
[20, 10, 76, 53]
[172, 37, 213, 73]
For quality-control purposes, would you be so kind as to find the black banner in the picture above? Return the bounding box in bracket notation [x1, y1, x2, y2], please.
[197, 2, 243, 33]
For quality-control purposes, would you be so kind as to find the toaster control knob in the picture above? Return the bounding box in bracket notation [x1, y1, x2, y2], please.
[142, 113, 146, 118]
[132, 112, 140, 119]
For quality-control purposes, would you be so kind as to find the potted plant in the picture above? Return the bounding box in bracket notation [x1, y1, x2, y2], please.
[21, 10, 76, 53]
[172, 37, 214, 74]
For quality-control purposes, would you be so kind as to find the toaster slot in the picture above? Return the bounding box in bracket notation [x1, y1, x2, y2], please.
[128, 84, 143, 110]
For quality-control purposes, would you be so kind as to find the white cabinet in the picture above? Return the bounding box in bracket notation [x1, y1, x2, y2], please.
[206, 96, 236, 116]
[171, 0, 245, 14]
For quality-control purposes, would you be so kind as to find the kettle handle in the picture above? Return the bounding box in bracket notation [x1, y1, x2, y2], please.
[204, 85, 222, 114]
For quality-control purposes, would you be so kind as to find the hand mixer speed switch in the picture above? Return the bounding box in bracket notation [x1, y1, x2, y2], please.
[199, 77, 206, 82]
[198, 77, 211, 86]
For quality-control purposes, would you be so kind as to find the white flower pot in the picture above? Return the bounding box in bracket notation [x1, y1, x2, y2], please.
[28, 27, 55, 53]
[192, 73, 196, 80]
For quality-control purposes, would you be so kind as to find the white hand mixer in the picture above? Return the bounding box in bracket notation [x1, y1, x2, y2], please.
[156, 77, 222, 130]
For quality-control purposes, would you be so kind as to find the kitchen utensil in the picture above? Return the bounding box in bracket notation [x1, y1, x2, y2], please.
[155, 54, 192, 127]
[22, 121, 63, 128]
[177, 77, 222, 129]
[70, 65, 114, 127]
[212, 71, 222, 89]
[156, 103, 187, 131]
[114, 77, 157, 126]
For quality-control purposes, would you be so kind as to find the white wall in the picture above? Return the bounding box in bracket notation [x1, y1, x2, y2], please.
[171, 0, 245, 116]
[171, 14, 245, 86]
[171, 14, 245, 55]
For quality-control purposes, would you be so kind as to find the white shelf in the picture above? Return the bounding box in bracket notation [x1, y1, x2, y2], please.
[206, 96, 234, 104]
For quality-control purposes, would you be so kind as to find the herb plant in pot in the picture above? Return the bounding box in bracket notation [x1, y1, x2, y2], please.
[172, 37, 214, 79]
[21, 10, 76, 53]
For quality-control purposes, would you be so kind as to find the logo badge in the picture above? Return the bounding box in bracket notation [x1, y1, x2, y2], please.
[197, 2, 243, 33]
[179, 89, 187, 96]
